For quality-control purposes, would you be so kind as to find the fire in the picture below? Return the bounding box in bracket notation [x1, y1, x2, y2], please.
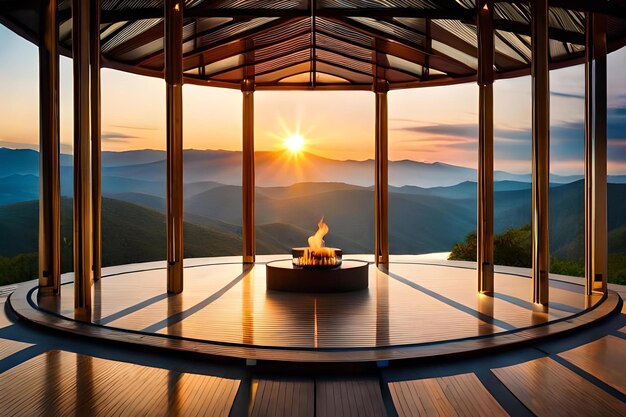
[294, 217, 340, 267]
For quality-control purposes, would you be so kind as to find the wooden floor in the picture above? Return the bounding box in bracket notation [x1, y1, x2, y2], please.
[389, 373, 508, 417]
[249, 378, 387, 417]
[250, 380, 314, 417]
[33, 258, 601, 351]
[558, 335, 626, 395]
[1, 285, 625, 417]
[492, 357, 626, 417]
[0, 299, 32, 360]
[0, 350, 240, 417]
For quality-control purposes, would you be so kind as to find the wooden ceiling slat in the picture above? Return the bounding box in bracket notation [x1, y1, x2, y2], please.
[323, 16, 475, 76]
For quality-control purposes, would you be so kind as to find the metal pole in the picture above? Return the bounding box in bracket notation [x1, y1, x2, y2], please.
[72, 0, 93, 316]
[531, 0, 550, 305]
[584, 13, 608, 295]
[91, 0, 102, 282]
[477, 0, 495, 295]
[242, 79, 255, 263]
[374, 78, 389, 266]
[165, 0, 184, 294]
[38, 0, 61, 295]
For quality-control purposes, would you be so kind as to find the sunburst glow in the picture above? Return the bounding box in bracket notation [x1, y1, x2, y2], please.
[284, 133, 306, 154]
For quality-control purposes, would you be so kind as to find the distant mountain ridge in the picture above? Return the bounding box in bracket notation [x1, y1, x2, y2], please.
[1, 180, 625, 261]
[3, 148, 624, 193]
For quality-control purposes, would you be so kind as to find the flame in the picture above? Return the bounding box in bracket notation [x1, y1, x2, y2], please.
[295, 217, 339, 267]
[307, 217, 329, 250]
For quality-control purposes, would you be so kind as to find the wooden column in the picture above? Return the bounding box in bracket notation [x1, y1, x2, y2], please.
[91, 0, 102, 282]
[242, 79, 255, 263]
[374, 78, 389, 266]
[38, 0, 61, 294]
[165, 0, 184, 294]
[531, 0, 550, 305]
[477, 0, 494, 295]
[584, 13, 608, 295]
[72, 0, 93, 316]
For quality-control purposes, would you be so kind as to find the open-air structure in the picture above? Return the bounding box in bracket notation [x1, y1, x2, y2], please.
[1, 1, 626, 416]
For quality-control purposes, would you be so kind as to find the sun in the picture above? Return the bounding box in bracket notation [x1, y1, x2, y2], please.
[284, 133, 306, 154]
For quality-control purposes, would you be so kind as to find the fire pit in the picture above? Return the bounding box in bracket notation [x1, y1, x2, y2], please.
[266, 217, 368, 293]
[291, 247, 342, 268]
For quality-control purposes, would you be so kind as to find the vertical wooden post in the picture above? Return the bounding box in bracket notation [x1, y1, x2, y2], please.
[72, 0, 93, 316]
[165, 0, 184, 294]
[584, 13, 608, 295]
[38, 0, 61, 295]
[374, 78, 389, 266]
[477, 0, 494, 295]
[531, 0, 550, 305]
[242, 79, 255, 263]
[91, 0, 102, 282]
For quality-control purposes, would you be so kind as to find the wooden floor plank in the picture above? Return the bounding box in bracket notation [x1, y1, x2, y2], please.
[0, 337, 32, 360]
[492, 356, 626, 417]
[558, 335, 626, 395]
[316, 378, 387, 417]
[389, 373, 508, 417]
[0, 350, 240, 417]
[250, 379, 314, 417]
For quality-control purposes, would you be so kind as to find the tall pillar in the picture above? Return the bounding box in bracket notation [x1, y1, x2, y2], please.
[38, 0, 61, 294]
[531, 0, 550, 305]
[374, 78, 389, 266]
[91, 0, 102, 282]
[477, 0, 494, 294]
[242, 79, 255, 263]
[165, 0, 184, 294]
[72, 0, 93, 316]
[584, 13, 608, 295]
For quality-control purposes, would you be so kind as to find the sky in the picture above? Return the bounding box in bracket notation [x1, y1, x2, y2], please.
[1, 23, 625, 175]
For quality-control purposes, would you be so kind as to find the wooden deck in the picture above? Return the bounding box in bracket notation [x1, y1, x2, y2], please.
[0, 299, 33, 360]
[0, 350, 240, 416]
[316, 379, 387, 417]
[249, 378, 387, 417]
[492, 357, 626, 417]
[249, 380, 314, 417]
[558, 335, 626, 395]
[9, 257, 620, 362]
[388, 373, 508, 417]
[0, 281, 624, 417]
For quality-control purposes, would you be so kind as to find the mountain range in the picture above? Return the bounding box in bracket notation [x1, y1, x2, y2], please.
[1, 147, 625, 268]
[3, 148, 626, 205]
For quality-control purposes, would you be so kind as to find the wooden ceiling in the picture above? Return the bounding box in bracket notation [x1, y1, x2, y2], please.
[1, 0, 626, 90]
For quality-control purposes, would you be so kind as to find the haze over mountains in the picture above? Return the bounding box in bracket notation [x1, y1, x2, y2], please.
[3, 148, 626, 204]
[1, 147, 625, 268]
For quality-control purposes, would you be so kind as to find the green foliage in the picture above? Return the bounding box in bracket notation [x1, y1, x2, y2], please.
[449, 224, 531, 267]
[494, 224, 532, 267]
[449, 232, 477, 262]
[608, 253, 626, 285]
[0, 252, 37, 286]
[449, 225, 626, 285]
[550, 257, 584, 277]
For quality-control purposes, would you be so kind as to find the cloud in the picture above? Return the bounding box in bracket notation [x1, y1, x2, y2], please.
[101, 131, 139, 143]
[391, 103, 626, 172]
[108, 124, 158, 131]
[551, 91, 584, 100]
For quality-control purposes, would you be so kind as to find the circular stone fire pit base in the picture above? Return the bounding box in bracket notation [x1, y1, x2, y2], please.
[266, 260, 369, 293]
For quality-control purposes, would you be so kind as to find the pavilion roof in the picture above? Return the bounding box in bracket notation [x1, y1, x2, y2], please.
[1, 0, 626, 90]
